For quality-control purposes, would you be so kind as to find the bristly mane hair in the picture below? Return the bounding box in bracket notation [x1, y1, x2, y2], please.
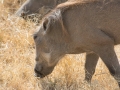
[56, 0, 115, 12]
[41, 0, 115, 41]
[41, 0, 99, 40]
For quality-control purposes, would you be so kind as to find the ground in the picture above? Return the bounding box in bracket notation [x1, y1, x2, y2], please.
[0, 0, 119, 90]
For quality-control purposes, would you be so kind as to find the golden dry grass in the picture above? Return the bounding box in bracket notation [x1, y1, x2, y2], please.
[0, 0, 119, 90]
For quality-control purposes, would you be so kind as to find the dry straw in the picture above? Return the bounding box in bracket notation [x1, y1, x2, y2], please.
[0, 0, 119, 90]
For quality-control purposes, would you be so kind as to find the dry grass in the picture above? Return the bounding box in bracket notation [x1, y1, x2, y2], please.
[0, 0, 119, 90]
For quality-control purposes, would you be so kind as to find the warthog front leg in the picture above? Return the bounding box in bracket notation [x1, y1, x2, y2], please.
[95, 44, 120, 87]
[85, 52, 99, 83]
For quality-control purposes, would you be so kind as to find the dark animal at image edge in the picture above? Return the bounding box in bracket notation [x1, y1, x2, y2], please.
[33, 0, 120, 88]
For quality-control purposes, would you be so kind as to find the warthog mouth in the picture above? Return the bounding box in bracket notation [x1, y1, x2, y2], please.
[34, 69, 45, 78]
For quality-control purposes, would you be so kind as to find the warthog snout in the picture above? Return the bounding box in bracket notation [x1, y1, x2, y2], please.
[34, 65, 45, 78]
[34, 62, 55, 78]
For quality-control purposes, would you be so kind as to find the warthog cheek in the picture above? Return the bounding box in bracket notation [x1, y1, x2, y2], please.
[41, 52, 51, 62]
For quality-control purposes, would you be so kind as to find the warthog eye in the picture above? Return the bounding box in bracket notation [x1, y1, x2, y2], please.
[33, 34, 37, 40]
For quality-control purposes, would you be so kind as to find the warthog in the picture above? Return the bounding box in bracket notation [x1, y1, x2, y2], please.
[33, 0, 120, 87]
[16, 0, 67, 19]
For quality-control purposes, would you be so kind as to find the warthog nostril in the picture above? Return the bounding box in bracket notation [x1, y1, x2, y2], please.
[34, 68, 42, 77]
[34, 67, 45, 78]
[34, 65, 43, 73]
[21, 12, 26, 17]
[34, 68, 40, 74]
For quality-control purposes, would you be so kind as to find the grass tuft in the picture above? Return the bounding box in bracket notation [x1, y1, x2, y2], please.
[0, 0, 119, 90]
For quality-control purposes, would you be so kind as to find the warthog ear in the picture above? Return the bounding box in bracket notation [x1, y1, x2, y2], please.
[43, 18, 50, 33]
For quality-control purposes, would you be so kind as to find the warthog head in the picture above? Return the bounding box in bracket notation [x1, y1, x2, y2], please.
[33, 10, 70, 77]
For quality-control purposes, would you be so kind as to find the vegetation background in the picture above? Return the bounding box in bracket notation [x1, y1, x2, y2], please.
[0, 0, 119, 90]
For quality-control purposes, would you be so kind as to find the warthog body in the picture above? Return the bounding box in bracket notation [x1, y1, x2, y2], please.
[16, 0, 67, 19]
[34, 0, 120, 87]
